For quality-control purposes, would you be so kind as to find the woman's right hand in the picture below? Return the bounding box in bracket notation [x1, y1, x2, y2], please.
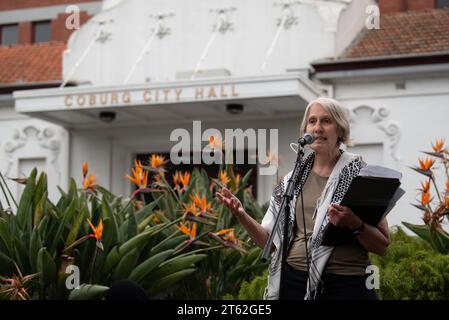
[216, 187, 245, 217]
[217, 187, 269, 249]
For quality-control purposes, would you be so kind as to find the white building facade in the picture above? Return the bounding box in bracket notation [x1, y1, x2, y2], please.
[2, 0, 449, 228]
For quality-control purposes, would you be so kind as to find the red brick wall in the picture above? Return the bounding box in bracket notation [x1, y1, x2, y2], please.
[18, 22, 33, 44]
[51, 11, 91, 42]
[378, 0, 436, 13]
[0, 0, 99, 11]
[407, 0, 436, 11]
[378, 0, 407, 13]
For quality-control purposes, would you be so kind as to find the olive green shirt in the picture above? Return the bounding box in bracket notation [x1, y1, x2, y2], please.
[286, 170, 370, 275]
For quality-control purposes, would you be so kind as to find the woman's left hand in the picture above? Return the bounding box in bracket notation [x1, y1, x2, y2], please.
[327, 203, 362, 229]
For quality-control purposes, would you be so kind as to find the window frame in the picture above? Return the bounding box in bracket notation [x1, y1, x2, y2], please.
[32, 20, 52, 43]
[0, 23, 19, 46]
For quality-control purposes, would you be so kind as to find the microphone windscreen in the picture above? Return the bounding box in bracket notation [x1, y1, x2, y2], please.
[304, 133, 315, 144]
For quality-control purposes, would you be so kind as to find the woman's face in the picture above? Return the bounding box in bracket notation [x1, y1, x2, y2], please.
[305, 103, 339, 154]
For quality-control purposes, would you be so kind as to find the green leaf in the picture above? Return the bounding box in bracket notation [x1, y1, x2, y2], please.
[128, 249, 174, 283]
[0, 220, 12, 255]
[33, 172, 47, 213]
[66, 178, 78, 203]
[241, 247, 261, 265]
[13, 237, 31, 274]
[436, 230, 449, 249]
[126, 210, 138, 240]
[36, 215, 50, 241]
[29, 228, 43, 271]
[57, 186, 68, 199]
[430, 229, 449, 254]
[118, 223, 166, 255]
[137, 214, 153, 232]
[16, 168, 37, 230]
[241, 169, 253, 187]
[134, 195, 162, 223]
[148, 254, 207, 281]
[90, 196, 101, 226]
[97, 185, 115, 199]
[68, 284, 109, 300]
[148, 268, 196, 297]
[103, 245, 120, 276]
[403, 221, 449, 254]
[33, 191, 48, 229]
[227, 264, 246, 284]
[65, 202, 88, 250]
[0, 251, 16, 275]
[37, 247, 57, 285]
[223, 250, 241, 271]
[101, 198, 119, 247]
[402, 222, 432, 243]
[50, 198, 77, 253]
[101, 218, 117, 253]
[112, 248, 139, 281]
[149, 234, 188, 256]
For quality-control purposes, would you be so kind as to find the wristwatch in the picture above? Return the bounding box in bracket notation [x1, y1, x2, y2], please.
[350, 221, 365, 236]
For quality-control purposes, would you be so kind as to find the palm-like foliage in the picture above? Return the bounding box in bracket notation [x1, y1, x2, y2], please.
[136, 160, 268, 299]
[0, 156, 269, 299]
[0, 169, 207, 299]
[404, 138, 449, 254]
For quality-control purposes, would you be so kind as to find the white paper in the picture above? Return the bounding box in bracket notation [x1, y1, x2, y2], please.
[359, 165, 403, 180]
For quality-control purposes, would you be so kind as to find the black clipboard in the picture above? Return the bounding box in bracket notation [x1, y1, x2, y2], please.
[321, 175, 401, 246]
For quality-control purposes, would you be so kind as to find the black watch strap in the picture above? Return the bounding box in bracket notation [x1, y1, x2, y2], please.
[351, 221, 365, 236]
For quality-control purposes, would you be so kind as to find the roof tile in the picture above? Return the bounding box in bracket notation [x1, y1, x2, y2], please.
[0, 41, 66, 84]
[342, 9, 449, 58]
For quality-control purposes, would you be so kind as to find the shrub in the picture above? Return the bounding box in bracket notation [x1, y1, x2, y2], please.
[222, 270, 268, 300]
[0, 156, 268, 299]
[226, 228, 449, 300]
[371, 227, 449, 299]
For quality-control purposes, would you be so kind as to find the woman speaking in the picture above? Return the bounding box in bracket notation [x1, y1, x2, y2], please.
[216, 97, 390, 300]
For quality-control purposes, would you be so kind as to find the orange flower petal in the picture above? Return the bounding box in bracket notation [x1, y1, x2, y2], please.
[421, 191, 431, 206]
[418, 157, 434, 171]
[126, 160, 149, 189]
[150, 154, 167, 168]
[219, 170, 230, 186]
[82, 161, 89, 178]
[216, 228, 234, 236]
[83, 173, 97, 190]
[87, 218, 103, 241]
[179, 171, 191, 188]
[432, 138, 445, 153]
[421, 180, 431, 193]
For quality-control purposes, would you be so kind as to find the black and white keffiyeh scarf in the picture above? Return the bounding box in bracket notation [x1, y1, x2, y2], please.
[261, 150, 366, 300]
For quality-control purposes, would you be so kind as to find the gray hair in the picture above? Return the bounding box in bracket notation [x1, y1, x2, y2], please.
[299, 97, 352, 147]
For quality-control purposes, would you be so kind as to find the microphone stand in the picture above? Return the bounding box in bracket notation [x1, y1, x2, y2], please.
[261, 137, 307, 300]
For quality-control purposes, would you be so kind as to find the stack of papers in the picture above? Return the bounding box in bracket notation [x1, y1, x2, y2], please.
[321, 165, 405, 246]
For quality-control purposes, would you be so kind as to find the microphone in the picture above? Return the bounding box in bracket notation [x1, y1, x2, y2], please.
[298, 133, 315, 147]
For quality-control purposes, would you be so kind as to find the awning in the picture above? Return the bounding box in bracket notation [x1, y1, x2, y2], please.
[14, 74, 321, 129]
